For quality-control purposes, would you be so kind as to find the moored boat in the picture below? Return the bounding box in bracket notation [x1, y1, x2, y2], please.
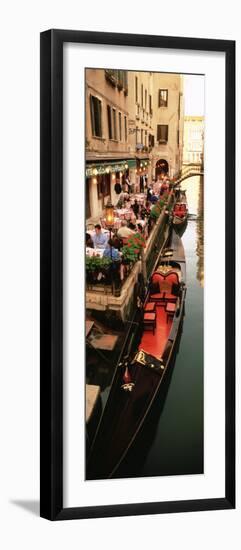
[86, 228, 186, 480]
[172, 190, 188, 228]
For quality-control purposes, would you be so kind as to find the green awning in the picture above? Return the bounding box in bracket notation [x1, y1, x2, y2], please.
[86, 159, 136, 178]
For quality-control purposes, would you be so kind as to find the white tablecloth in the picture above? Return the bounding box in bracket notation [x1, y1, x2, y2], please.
[86, 247, 105, 257]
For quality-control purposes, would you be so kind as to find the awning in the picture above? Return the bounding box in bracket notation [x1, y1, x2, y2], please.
[86, 159, 136, 178]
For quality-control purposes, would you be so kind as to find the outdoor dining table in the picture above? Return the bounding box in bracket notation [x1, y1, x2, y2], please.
[86, 247, 105, 257]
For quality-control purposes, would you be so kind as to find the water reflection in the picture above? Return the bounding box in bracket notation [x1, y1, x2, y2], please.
[181, 175, 204, 286]
[196, 176, 204, 287]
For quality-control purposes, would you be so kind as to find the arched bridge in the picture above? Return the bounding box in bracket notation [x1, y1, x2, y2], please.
[174, 163, 204, 186]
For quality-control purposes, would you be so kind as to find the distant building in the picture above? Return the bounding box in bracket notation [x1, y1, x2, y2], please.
[183, 116, 204, 165]
[151, 73, 184, 180]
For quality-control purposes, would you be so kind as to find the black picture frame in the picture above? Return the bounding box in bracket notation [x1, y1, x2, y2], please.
[40, 29, 235, 521]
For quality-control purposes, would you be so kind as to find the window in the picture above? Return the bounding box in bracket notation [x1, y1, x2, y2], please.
[113, 109, 117, 140]
[105, 69, 128, 94]
[107, 105, 117, 140]
[149, 134, 154, 148]
[145, 89, 147, 110]
[124, 116, 127, 142]
[107, 105, 112, 139]
[141, 129, 143, 144]
[141, 84, 143, 107]
[158, 89, 168, 107]
[135, 76, 138, 103]
[90, 94, 102, 137]
[119, 112, 122, 141]
[149, 94, 152, 114]
[157, 124, 168, 143]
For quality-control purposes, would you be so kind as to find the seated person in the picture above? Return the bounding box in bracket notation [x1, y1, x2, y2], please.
[137, 223, 143, 235]
[150, 194, 158, 204]
[86, 232, 94, 248]
[117, 220, 135, 239]
[103, 239, 122, 261]
[111, 231, 123, 250]
[92, 224, 108, 249]
[131, 199, 140, 217]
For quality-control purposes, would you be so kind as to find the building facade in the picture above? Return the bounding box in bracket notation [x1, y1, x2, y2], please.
[151, 73, 184, 180]
[86, 69, 133, 222]
[86, 69, 184, 222]
[183, 116, 204, 165]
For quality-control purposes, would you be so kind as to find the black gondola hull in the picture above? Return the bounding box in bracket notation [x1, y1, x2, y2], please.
[86, 229, 186, 480]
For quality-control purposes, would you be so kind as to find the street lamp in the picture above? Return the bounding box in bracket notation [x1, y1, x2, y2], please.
[105, 202, 115, 230]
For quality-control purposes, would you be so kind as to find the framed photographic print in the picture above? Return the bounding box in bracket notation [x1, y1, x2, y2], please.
[40, 29, 235, 520]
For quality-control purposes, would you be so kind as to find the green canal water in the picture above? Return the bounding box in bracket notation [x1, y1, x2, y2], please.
[137, 175, 204, 477]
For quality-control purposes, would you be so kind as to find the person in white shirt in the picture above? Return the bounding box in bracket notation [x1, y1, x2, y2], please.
[92, 224, 108, 249]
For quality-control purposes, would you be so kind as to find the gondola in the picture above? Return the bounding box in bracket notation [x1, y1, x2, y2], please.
[172, 189, 188, 228]
[86, 228, 186, 480]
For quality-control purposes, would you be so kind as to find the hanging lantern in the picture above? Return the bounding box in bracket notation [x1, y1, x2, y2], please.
[124, 163, 128, 170]
[105, 202, 115, 228]
[112, 173, 116, 181]
[93, 168, 98, 176]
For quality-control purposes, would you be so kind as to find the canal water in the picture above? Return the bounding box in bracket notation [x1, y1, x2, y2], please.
[87, 175, 204, 479]
[116, 175, 204, 478]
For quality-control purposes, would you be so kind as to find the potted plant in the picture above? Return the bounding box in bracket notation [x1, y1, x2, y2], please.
[121, 233, 146, 265]
[86, 255, 112, 283]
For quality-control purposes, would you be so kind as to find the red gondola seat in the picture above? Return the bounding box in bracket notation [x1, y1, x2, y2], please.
[166, 302, 176, 322]
[143, 312, 156, 334]
[144, 302, 156, 312]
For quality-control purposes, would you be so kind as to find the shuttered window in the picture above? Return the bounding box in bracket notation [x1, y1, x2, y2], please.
[113, 109, 117, 140]
[119, 112, 122, 141]
[135, 76, 138, 103]
[158, 89, 168, 107]
[90, 94, 102, 137]
[124, 116, 127, 142]
[157, 124, 168, 143]
[107, 105, 112, 139]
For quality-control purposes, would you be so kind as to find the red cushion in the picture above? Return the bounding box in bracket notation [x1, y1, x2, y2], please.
[166, 302, 176, 312]
[150, 293, 164, 300]
[164, 293, 177, 301]
[144, 302, 156, 311]
[144, 313, 156, 320]
[165, 272, 179, 284]
[152, 272, 164, 283]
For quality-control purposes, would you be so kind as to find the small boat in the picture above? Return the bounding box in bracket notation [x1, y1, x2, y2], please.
[86, 229, 186, 480]
[172, 190, 188, 228]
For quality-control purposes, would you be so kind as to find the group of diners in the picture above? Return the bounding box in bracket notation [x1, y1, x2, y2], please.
[86, 216, 145, 262]
[86, 176, 172, 282]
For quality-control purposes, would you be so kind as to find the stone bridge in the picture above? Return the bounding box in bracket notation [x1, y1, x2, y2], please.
[174, 163, 204, 187]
